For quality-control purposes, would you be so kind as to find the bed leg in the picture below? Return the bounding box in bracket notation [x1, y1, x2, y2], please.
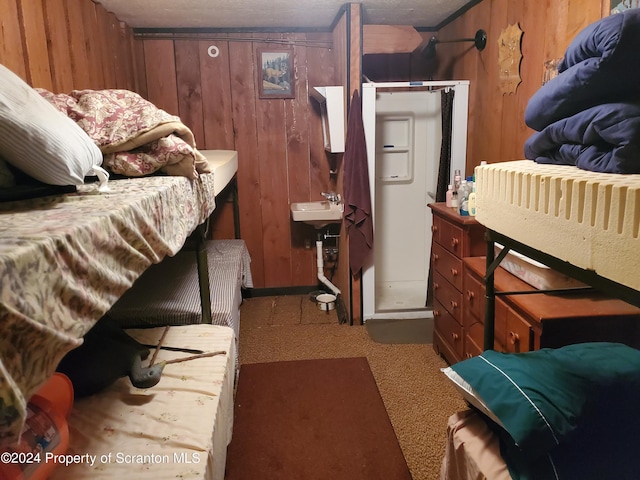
[484, 233, 496, 351]
[195, 225, 213, 324]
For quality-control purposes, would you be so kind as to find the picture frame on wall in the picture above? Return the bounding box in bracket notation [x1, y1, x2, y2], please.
[605, 0, 640, 16]
[257, 48, 294, 99]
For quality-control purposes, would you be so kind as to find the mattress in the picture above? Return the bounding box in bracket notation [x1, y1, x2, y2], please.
[107, 240, 252, 335]
[494, 243, 586, 291]
[475, 160, 640, 292]
[201, 150, 238, 196]
[49, 324, 236, 480]
[0, 173, 217, 444]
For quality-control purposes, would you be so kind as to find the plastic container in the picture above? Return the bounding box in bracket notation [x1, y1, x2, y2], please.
[468, 184, 476, 216]
[316, 293, 336, 311]
[458, 179, 469, 216]
[0, 373, 74, 480]
[445, 184, 454, 207]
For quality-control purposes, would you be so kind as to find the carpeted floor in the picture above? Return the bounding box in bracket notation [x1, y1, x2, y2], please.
[237, 295, 468, 480]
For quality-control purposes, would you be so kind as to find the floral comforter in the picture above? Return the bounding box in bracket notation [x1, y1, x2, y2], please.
[0, 174, 216, 445]
[37, 88, 211, 180]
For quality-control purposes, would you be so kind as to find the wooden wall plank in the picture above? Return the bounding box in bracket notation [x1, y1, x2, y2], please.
[228, 38, 265, 287]
[132, 38, 148, 97]
[363, 25, 423, 54]
[0, 0, 27, 79]
[143, 39, 179, 115]
[255, 37, 294, 288]
[81, 1, 106, 89]
[175, 40, 205, 145]
[346, 2, 363, 325]
[2, 0, 138, 92]
[120, 23, 136, 91]
[199, 40, 234, 149]
[64, 0, 93, 90]
[96, 6, 118, 88]
[110, 15, 128, 89]
[286, 34, 315, 286]
[498, 0, 524, 161]
[18, 0, 52, 89]
[199, 39, 237, 241]
[42, 0, 74, 92]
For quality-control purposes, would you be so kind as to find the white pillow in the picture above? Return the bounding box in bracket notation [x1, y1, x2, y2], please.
[0, 64, 103, 185]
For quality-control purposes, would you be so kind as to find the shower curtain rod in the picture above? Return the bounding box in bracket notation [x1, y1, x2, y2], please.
[424, 29, 487, 58]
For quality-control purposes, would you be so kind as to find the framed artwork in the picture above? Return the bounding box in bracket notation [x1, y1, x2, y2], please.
[257, 48, 294, 99]
[605, 0, 640, 16]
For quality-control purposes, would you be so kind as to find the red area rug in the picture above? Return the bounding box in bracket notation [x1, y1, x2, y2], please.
[225, 357, 413, 480]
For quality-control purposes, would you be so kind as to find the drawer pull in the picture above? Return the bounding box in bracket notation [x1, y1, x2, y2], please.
[450, 300, 458, 309]
[450, 268, 458, 277]
[432, 253, 439, 262]
[451, 332, 459, 341]
[465, 353, 473, 359]
[433, 309, 440, 318]
[466, 290, 475, 300]
[509, 331, 520, 344]
[451, 237, 459, 248]
[433, 282, 439, 290]
[431, 225, 438, 233]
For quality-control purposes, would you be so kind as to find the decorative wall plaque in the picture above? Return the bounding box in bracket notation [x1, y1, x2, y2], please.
[498, 23, 524, 95]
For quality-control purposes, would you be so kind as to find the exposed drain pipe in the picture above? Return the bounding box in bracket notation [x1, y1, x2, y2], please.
[316, 240, 340, 296]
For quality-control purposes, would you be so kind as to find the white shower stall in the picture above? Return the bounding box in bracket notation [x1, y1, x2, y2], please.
[361, 81, 470, 321]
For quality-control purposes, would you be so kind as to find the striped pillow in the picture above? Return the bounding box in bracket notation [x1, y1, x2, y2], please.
[0, 64, 103, 186]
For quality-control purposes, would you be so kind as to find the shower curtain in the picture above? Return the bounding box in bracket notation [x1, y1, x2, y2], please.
[436, 89, 455, 202]
[427, 88, 455, 306]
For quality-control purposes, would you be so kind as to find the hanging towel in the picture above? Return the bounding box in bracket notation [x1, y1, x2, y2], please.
[343, 89, 374, 276]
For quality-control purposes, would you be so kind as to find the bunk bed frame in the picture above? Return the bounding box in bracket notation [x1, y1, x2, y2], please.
[483, 229, 640, 350]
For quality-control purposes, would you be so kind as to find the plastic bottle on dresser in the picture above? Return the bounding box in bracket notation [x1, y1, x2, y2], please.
[458, 179, 470, 216]
[445, 184, 454, 208]
[453, 169, 462, 193]
[468, 183, 476, 216]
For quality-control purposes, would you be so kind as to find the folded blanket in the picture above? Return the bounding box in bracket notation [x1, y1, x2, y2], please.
[38, 89, 211, 179]
[524, 102, 640, 173]
[525, 9, 640, 131]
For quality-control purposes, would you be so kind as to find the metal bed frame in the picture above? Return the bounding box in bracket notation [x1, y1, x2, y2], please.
[483, 229, 640, 350]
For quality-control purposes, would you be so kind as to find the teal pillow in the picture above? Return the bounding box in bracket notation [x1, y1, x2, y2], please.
[449, 343, 640, 460]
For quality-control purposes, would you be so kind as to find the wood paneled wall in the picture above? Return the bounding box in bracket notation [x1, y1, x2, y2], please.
[139, 33, 340, 290]
[436, 0, 603, 176]
[0, 0, 140, 91]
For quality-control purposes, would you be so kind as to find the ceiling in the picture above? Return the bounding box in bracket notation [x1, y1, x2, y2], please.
[93, 0, 478, 31]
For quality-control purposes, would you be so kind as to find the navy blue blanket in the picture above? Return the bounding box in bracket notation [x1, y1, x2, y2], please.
[525, 102, 640, 174]
[524, 9, 640, 173]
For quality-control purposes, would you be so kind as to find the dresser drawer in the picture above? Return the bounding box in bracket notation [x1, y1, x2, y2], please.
[433, 270, 463, 321]
[463, 269, 484, 322]
[504, 305, 534, 353]
[431, 242, 463, 291]
[466, 318, 504, 353]
[464, 332, 483, 359]
[434, 299, 463, 358]
[439, 217, 466, 256]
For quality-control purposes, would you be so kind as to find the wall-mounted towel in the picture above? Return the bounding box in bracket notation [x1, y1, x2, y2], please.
[343, 89, 373, 275]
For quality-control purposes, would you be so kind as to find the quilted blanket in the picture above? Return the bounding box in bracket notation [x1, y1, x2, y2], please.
[524, 8, 640, 173]
[524, 102, 640, 173]
[38, 89, 211, 180]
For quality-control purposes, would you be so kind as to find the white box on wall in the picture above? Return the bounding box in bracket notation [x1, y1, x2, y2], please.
[311, 86, 345, 153]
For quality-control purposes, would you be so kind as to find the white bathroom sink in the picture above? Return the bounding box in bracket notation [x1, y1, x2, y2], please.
[290, 201, 344, 227]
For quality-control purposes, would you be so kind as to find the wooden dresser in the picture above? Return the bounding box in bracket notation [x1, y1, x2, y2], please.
[428, 203, 485, 365]
[463, 256, 640, 359]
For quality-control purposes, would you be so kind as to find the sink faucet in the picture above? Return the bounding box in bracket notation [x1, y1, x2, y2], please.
[321, 192, 341, 204]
